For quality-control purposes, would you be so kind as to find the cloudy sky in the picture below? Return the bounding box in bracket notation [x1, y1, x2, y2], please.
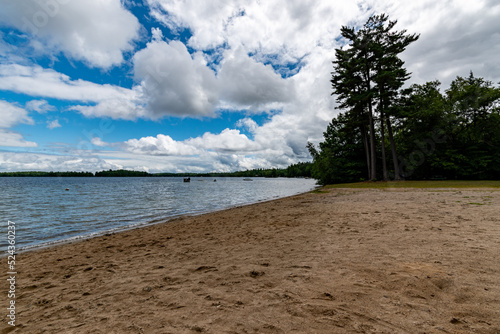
[0, 0, 499, 173]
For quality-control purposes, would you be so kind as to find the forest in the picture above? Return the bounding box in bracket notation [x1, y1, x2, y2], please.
[308, 14, 500, 185]
[0, 162, 313, 178]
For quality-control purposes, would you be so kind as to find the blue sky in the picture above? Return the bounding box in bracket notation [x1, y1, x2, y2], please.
[0, 0, 499, 173]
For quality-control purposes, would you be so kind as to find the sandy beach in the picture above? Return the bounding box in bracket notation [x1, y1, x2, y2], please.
[2, 187, 500, 333]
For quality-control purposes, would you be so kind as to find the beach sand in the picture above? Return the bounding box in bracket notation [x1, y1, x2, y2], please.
[2, 187, 500, 333]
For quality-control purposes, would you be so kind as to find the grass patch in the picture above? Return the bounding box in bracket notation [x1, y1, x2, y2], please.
[468, 202, 486, 205]
[311, 189, 329, 194]
[325, 180, 500, 189]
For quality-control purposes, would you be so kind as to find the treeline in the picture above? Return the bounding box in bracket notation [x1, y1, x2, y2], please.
[311, 73, 500, 185]
[309, 14, 500, 185]
[94, 170, 150, 177]
[0, 171, 93, 177]
[0, 163, 313, 178]
[156, 162, 313, 178]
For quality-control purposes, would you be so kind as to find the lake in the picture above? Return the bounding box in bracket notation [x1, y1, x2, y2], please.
[0, 177, 317, 251]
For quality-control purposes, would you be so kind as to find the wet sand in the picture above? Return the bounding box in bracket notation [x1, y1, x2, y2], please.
[2, 187, 500, 333]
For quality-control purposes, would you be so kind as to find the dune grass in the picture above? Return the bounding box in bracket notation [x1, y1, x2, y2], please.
[325, 180, 500, 189]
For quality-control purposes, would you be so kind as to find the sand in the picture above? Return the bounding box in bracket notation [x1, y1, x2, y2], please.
[2, 187, 500, 333]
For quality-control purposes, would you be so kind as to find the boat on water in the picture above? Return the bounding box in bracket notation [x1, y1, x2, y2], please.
[243, 178, 253, 181]
[183, 177, 191, 182]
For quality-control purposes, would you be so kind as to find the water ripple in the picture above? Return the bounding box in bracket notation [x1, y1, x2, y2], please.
[0, 177, 317, 251]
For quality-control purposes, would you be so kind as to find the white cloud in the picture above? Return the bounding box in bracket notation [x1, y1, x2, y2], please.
[0, 130, 37, 147]
[124, 134, 200, 156]
[236, 117, 258, 133]
[123, 128, 261, 157]
[47, 119, 61, 129]
[0, 100, 34, 128]
[0, 64, 147, 120]
[72, 90, 147, 120]
[218, 47, 294, 110]
[91, 137, 109, 147]
[151, 27, 163, 41]
[147, 0, 359, 59]
[133, 40, 219, 117]
[26, 99, 55, 113]
[0, 0, 141, 68]
[0, 151, 121, 172]
[366, 0, 500, 87]
[0, 100, 37, 147]
[0, 64, 133, 102]
[187, 128, 261, 153]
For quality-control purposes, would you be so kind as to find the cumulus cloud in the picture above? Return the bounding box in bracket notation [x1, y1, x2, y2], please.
[151, 27, 164, 41]
[72, 90, 147, 120]
[187, 128, 261, 153]
[0, 100, 37, 147]
[133, 40, 219, 117]
[47, 119, 61, 129]
[236, 117, 258, 133]
[0, 0, 141, 68]
[91, 137, 109, 147]
[0, 100, 34, 128]
[123, 127, 260, 157]
[147, 0, 359, 59]
[115, 123, 311, 172]
[124, 134, 200, 156]
[26, 99, 55, 113]
[218, 47, 294, 110]
[147, 0, 236, 49]
[0, 130, 37, 148]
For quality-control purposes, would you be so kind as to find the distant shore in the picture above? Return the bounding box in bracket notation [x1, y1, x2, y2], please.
[0, 163, 313, 178]
[5, 186, 500, 333]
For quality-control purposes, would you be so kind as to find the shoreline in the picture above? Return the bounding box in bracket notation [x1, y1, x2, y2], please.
[4, 187, 500, 333]
[1, 177, 318, 256]
[8, 187, 319, 257]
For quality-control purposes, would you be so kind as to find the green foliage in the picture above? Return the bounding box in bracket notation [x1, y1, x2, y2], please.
[331, 14, 419, 181]
[396, 73, 500, 180]
[156, 165, 313, 178]
[285, 162, 313, 178]
[0, 165, 314, 179]
[308, 113, 366, 185]
[314, 72, 500, 184]
[0, 171, 93, 177]
[316, 13, 500, 185]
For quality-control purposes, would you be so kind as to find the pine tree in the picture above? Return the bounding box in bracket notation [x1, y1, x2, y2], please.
[331, 14, 418, 180]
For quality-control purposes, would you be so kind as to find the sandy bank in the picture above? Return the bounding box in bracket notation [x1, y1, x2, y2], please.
[2, 188, 500, 333]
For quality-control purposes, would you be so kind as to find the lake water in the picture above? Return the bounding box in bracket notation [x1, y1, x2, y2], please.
[0, 177, 317, 251]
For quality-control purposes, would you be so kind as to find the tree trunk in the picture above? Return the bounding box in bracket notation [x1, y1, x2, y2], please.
[364, 55, 377, 181]
[380, 110, 388, 181]
[361, 123, 371, 180]
[386, 115, 401, 180]
[367, 103, 377, 181]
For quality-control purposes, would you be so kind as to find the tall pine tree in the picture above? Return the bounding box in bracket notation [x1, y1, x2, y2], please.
[331, 14, 418, 180]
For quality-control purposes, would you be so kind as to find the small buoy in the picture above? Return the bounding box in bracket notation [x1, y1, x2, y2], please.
[65, 188, 69, 191]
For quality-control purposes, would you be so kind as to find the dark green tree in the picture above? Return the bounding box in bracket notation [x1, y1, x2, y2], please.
[308, 112, 366, 184]
[445, 73, 500, 179]
[371, 14, 419, 180]
[331, 14, 419, 180]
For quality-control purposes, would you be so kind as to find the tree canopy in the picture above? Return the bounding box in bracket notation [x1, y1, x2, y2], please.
[310, 14, 500, 185]
[330, 14, 419, 181]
